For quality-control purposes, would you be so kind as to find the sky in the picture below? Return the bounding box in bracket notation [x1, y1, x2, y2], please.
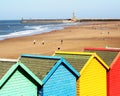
[0, 0, 120, 20]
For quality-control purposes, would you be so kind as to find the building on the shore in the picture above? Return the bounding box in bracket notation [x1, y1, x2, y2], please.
[84, 47, 120, 96]
[54, 51, 109, 96]
[0, 59, 42, 96]
[107, 52, 120, 96]
[19, 54, 80, 96]
[71, 11, 78, 22]
[21, 12, 79, 23]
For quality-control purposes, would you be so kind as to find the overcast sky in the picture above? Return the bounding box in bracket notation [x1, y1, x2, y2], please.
[0, 0, 120, 20]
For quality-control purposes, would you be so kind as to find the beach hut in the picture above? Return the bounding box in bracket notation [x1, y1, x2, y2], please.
[107, 52, 120, 96]
[54, 51, 109, 96]
[84, 47, 120, 96]
[0, 59, 42, 96]
[19, 54, 80, 96]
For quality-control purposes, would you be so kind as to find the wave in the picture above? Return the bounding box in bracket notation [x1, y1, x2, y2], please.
[0, 24, 63, 40]
[0, 22, 79, 40]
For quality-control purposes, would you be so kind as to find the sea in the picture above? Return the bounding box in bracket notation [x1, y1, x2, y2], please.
[0, 20, 80, 40]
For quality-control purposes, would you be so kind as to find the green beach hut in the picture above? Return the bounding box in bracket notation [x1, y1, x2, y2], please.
[0, 59, 42, 96]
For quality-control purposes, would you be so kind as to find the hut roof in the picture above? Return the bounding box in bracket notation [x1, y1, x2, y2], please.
[84, 47, 120, 66]
[54, 51, 109, 73]
[54, 52, 91, 72]
[0, 60, 42, 88]
[110, 52, 120, 68]
[19, 54, 80, 83]
[0, 59, 17, 79]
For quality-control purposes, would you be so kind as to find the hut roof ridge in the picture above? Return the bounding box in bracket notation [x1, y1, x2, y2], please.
[84, 47, 120, 52]
[21, 54, 62, 60]
[55, 51, 95, 56]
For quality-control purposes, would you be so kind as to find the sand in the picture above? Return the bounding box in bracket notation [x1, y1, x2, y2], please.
[0, 21, 120, 59]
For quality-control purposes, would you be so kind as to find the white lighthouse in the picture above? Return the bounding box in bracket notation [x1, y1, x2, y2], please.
[71, 11, 77, 22]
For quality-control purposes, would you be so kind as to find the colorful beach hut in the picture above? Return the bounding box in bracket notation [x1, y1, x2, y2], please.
[19, 54, 80, 96]
[107, 52, 120, 96]
[54, 51, 109, 96]
[84, 47, 120, 96]
[0, 59, 42, 96]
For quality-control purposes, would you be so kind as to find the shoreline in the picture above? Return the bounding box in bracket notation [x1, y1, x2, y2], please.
[0, 21, 120, 59]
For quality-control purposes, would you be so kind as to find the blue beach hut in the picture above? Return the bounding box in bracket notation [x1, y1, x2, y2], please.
[0, 59, 42, 96]
[19, 54, 80, 96]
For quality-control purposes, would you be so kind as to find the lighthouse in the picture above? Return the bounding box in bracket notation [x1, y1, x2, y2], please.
[71, 11, 77, 22]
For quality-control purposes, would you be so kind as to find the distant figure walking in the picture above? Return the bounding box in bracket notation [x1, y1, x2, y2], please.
[33, 40, 36, 44]
[58, 47, 60, 50]
[42, 40, 44, 45]
[61, 40, 63, 44]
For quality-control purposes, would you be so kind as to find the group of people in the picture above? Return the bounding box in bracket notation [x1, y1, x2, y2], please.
[33, 39, 64, 50]
[33, 40, 44, 45]
[33, 39, 63, 45]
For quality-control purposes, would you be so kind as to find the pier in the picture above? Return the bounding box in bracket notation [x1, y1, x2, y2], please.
[21, 19, 74, 23]
[21, 12, 79, 24]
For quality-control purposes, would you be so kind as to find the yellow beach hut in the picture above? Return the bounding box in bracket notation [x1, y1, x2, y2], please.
[54, 51, 109, 96]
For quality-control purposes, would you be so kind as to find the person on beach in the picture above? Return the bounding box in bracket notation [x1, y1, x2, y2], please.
[33, 40, 36, 44]
[58, 47, 60, 50]
[42, 40, 44, 45]
[61, 40, 63, 44]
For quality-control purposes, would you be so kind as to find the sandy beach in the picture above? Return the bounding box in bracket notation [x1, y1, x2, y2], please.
[0, 21, 120, 59]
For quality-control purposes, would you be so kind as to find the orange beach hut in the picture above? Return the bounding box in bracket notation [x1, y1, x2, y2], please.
[54, 51, 109, 96]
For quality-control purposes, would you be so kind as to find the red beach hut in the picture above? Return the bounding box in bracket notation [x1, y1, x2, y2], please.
[107, 52, 120, 96]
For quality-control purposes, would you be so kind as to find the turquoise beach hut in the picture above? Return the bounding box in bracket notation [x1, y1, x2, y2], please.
[19, 54, 80, 96]
[0, 59, 42, 96]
